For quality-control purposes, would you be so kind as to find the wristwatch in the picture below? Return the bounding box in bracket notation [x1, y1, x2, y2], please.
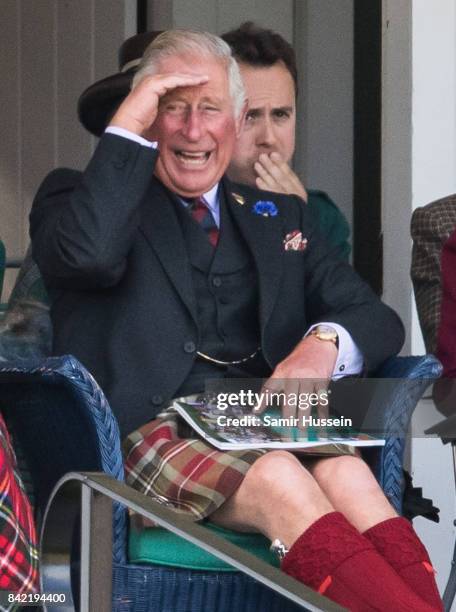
[309, 325, 339, 349]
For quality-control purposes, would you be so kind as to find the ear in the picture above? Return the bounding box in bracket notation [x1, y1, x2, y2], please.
[234, 98, 248, 139]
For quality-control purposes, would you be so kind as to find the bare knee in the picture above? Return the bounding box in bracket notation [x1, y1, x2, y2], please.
[310, 455, 380, 496]
[219, 450, 333, 542]
[244, 451, 314, 499]
[211, 451, 309, 532]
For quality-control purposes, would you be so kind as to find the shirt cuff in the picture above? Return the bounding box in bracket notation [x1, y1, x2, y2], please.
[105, 126, 157, 149]
[306, 322, 364, 379]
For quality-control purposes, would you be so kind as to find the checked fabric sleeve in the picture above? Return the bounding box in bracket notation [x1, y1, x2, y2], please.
[0, 413, 39, 594]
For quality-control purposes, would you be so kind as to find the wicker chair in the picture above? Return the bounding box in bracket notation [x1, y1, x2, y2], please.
[0, 353, 442, 611]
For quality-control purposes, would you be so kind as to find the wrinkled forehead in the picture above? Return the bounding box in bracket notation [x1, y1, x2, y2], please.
[157, 53, 233, 107]
[156, 52, 227, 79]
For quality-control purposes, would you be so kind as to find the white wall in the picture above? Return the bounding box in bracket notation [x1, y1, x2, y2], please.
[382, 0, 413, 352]
[296, 0, 353, 226]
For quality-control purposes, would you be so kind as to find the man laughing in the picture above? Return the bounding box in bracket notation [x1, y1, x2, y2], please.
[30, 30, 440, 611]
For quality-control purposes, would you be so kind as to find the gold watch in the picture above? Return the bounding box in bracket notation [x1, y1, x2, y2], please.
[310, 325, 339, 349]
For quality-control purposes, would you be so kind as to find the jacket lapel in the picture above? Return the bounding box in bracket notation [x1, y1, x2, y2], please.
[139, 180, 198, 323]
[222, 178, 284, 332]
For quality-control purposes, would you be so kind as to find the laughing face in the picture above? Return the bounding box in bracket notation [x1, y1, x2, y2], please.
[146, 55, 244, 198]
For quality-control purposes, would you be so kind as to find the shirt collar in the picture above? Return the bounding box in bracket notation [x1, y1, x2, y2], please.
[201, 183, 220, 213]
[179, 182, 220, 213]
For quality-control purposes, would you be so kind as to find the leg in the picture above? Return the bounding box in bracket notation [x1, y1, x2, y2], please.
[308, 454, 397, 531]
[211, 450, 334, 546]
[211, 451, 438, 611]
[309, 454, 443, 610]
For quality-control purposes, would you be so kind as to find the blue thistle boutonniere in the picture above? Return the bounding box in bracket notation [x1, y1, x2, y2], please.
[252, 200, 278, 217]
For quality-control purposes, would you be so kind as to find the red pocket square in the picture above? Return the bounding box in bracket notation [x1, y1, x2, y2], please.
[283, 230, 308, 251]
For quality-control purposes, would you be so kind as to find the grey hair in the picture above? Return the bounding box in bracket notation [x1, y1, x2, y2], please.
[132, 29, 246, 118]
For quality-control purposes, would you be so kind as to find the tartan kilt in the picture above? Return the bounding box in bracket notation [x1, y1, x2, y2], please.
[0, 414, 39, 595]
[123, 403, 267, 520]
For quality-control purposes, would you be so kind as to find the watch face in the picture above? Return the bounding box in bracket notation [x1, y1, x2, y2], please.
[314, 325, 338, 342]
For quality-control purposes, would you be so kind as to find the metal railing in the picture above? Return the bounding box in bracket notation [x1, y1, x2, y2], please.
[40, 472, 344, 612]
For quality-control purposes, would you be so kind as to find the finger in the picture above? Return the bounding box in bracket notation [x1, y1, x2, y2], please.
[255, 176, 281, 193]
[110, 73, 210, 134]
[316, 386, 330, 421]
[281, 379, 299, 423]
[267, 153, 308, 201]
[138, 72, 209, 89]
[254, 160, 280, 190]
[316, 385, 330, 439]
[269, 152, 299, 182]
[269, 151, 286, 165]
[258, 153, 289, 184]
[151, 73, 210, 97]
[257, 155, 298, 196]
[267, 152, 292, 176]
[297, 378, 315, 433]
[254, 376, 282, 414]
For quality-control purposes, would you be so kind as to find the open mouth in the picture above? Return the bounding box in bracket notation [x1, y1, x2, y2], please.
[175, 150, 211, 167]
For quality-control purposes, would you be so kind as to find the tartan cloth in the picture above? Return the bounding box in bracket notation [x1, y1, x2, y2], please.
[411, 194, 456, 352]
[0, 414, 39, 593]
[123, 403, 266, 520]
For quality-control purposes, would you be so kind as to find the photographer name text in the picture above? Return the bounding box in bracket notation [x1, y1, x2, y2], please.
[216, 415, 352, 428]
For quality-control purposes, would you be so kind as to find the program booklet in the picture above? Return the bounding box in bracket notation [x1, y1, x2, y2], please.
[173, 399, 385, 455]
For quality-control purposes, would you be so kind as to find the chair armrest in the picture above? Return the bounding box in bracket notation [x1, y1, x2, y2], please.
[374, 354, 442, 380]
[368, 355, 442, 510]
[0, 355, 127, 563]
[41, 472, 341, 612]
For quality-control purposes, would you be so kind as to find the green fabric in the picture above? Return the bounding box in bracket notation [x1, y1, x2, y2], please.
[307, 189, 351, 261]
[128, 522, 279, 571]
[8, 245, 50, 307]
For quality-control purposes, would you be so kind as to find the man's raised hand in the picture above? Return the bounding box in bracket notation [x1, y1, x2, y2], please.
[254, 151, 308, 203]
[109, 73, 209, 136]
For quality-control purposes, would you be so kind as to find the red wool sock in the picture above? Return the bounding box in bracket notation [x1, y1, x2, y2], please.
[281, 512, 438, 611]
[364, 517, 443, 611]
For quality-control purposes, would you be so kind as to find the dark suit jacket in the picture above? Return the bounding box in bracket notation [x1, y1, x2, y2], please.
[30, 133, 404, 437]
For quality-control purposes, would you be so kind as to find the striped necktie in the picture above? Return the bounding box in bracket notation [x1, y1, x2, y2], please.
[188, 197, 219, 247]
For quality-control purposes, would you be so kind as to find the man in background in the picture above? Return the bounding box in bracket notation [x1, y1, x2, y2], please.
[223, 22, 350, 260]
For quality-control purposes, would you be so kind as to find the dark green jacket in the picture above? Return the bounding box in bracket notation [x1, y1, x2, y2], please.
[307, 189, 351, 261]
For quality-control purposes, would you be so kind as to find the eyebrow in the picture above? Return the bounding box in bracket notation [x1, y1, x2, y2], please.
[199, 96, 224, 106]
[271, 106, 294, 114]
[247, 105, 294, 114]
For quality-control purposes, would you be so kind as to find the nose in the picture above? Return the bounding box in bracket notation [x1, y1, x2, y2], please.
[256, 117, 277, 148]
[181, 109, 203, 141]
